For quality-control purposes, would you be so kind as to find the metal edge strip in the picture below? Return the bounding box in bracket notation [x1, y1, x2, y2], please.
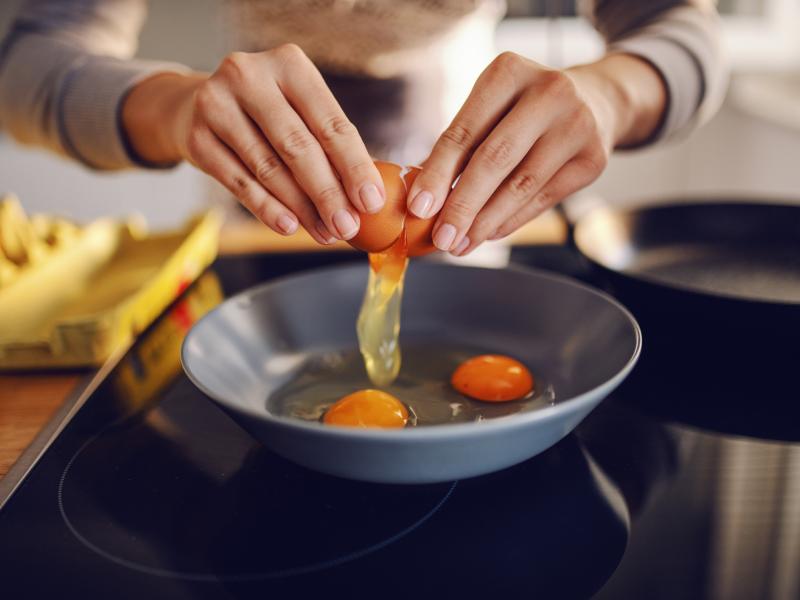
[0, 345, 130, 510]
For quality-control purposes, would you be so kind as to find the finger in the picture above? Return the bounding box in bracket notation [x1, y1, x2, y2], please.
[432, 90, 564, 254]
[407, 54, 526, 221]
[187, 127, 300, 236]
[233, 71, 359, 240]
[276, 55, 385, 214]
[204, 104, 334, 244]
[457, 128, 586, 255]
[489, 156, 601, 241]
[249, 89, 359, 240]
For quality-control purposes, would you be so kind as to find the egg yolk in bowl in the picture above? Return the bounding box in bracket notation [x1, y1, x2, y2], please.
[324, 389, 409, 428]
[451, 355, 535, 402]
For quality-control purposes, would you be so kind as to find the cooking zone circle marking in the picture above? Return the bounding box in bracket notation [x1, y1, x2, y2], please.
[57, 420, 457, 581]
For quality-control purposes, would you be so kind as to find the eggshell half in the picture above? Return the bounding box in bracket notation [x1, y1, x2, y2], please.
[348, 161, 406, 253]
[402, 166, 437, 257]
[348, 161, 437, 256]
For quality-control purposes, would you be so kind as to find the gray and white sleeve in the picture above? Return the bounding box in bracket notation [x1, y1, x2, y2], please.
[0, 0, 189, 170]
[585, 0, 727, 143]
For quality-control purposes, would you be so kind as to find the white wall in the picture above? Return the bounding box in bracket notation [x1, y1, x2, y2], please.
[0, 0, 227, 228]
[0, 144, 210, 229]
[585, 99, 800, 209]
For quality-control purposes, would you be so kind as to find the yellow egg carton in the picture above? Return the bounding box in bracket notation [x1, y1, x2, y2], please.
[0, 194, 221, 369]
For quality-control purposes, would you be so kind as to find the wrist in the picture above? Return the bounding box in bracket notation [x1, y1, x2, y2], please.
[121, 72, 207, 165]
[567, 53, 667, 148]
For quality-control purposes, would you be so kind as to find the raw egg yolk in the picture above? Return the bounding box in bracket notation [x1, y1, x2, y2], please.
[451, 355, 534, 402]
[323, 389, 409, 428]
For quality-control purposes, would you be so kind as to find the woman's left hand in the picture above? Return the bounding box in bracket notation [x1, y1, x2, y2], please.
[407, 52, 666, 255]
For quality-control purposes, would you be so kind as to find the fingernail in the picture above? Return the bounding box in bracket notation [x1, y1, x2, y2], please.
[332, 209, 359, 240]
[315, 220, 337, 244]
[433, 223, 457, 251]
[359, 183, 384, 214]
[409, 190, 434, 218]
[452, 236, 470, 256]
[276, 214, 298, 235]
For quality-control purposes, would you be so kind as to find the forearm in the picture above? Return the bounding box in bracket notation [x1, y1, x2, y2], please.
[0, 0, 189, 170]
[567, 53, 667, 149]
[586, 1, 726, 143]
[121, 72, 207, 165]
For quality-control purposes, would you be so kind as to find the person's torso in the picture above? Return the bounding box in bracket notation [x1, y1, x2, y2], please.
[229, 0, 505, 163]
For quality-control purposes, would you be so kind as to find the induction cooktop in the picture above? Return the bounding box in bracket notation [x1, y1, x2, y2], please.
[1, 247, 798, 600]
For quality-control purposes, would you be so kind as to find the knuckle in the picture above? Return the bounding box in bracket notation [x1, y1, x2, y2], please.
[229, 175, 256, 204]
[192, 83, 218, 114]
[569, 109, 606, 159]
[440, 123, 473, 151]
[477, 138, 515, 170]
[413, 170, 440, 194]
[508, 170, 543, 199]
[532, 188, 555, 212]
[595, 151, 609, 172]
[573, 104, 597, 132]
[469, 213, 494, 239]
[314, 184, 346, 209]
[501, 213, 524, 235]
[546, 70, 576, 98]
[589, 147, 609, 172]
[422, 165, 455, 188]
[493, 51, 523, 73]
[258, 208, 278, 228]
[279, 129, 316, 160]
[273, 42, 305, 64]
[492, 227, 509, 240]
[318, 115, 356, 144]
[185, 127, 205, 159]
[444, 195, 475, 222]
[220, 51, 250, 77]
[251, 151, 284, 183]
[346, 158, 376, 180]
[410, 169, 450, 202]
[256, 209, 279, 230]
[577, 151, 607, 177]
[235, 185, 273, 224]
[486, 51, 528, 86]
[292, 201, 319, 225]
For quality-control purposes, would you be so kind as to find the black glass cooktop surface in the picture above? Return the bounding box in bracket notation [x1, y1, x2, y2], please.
[1, 248, 798, 600]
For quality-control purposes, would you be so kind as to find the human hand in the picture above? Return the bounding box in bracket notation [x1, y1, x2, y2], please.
[123, 45, 385, 244]
[406, 52, 666, 255]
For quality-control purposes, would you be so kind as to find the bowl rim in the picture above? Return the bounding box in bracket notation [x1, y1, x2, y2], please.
[181, 261, 642, 441]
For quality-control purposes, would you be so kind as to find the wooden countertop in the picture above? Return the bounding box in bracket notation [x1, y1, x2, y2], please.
[0, 373, 82, 478]
[0, 210, 567, 481]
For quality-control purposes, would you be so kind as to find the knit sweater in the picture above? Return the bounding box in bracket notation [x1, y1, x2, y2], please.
[0, 0, 725, 170]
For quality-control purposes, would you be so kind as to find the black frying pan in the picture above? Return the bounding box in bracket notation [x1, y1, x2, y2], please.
[568, 200, 800, 439]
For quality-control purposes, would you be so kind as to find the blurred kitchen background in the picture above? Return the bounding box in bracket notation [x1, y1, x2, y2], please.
[0, 0, 798, 229]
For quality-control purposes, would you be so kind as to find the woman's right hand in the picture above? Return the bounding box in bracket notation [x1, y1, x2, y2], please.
[122, 44, 385, 244]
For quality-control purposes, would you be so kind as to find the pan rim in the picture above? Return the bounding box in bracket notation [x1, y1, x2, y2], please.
[573, 198, 800, 307]
[181, 261, 642, 440]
